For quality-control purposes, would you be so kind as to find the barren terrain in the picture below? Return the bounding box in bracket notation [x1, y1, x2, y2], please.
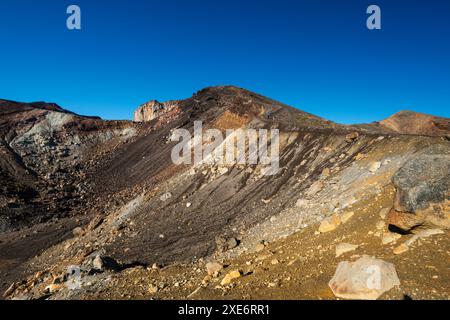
[0, 86, 448, 300]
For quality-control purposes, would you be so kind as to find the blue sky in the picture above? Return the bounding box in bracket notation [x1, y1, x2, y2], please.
[0, 0, 449, 123]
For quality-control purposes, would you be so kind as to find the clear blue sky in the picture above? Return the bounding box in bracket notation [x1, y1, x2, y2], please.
[0, 0, 449, 123]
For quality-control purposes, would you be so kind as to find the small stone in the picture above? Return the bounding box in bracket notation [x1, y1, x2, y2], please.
[271, 258, 280, 265]
[336, 243, 359, 257]
[321, 168, 331, 178]
[404, 235, 420, 247]
[202, 275, 212, 285]
[379, 208, 390, 220]
[307, 181, 324, 197]
[45, 284, 63, 294]
[152, 263, 160, 270]
[92, 255, 120, 271]
[206, 262, 223, 276]
[221, 270, 242, 286]
[382, 232, 402, 245]
[345, 132, 359, 143]
[72, 227, 84, 238]
[215, 236, 239, 253]
[296, 199, 308, 207]
[148, 285, 158, 294]
[93, 255, 104, 270]
[319, 214, 341, 233]
[341, 211, 354, 224]
[218, 167, 229, 175]
[226, 237, 238, 250]
[186, 202, 192, 208]
[393, 244, 409, 255]
[376, 221, 386, 231]
[369, 162, 382, 173]
[254, 242, 266, 252]
[160, 192, 172, 202]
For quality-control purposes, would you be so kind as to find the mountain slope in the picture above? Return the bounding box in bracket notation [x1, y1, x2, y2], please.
[0, 87, 449, 300]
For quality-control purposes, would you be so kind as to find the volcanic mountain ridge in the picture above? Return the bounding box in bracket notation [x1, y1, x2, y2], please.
[0, 86, 449, 300]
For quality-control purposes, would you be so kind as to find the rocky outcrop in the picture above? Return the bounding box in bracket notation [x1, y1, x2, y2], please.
[388, 145, 450, 231]
[133, 100, 180, 122]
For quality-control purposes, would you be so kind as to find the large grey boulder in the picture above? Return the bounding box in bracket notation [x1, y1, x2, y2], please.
[389, 145, 450, 231]
[329, 256, 400, 300]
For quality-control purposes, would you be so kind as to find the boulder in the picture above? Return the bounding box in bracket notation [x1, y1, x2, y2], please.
[329, 256, 400, 300]
[389, 145, 450, 231]
[387, 210, 424, 231]
[92, 255, 121, 272]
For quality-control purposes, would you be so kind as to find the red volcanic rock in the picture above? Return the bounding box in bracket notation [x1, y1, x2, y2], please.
[379, 110, 450, 137]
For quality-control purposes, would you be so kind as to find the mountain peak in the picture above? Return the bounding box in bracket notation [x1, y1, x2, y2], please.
[133, 86, 342, 131]
[380, 110, 450, 136]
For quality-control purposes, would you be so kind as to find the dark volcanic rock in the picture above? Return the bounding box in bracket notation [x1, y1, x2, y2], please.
[389, 145, 450, 230]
